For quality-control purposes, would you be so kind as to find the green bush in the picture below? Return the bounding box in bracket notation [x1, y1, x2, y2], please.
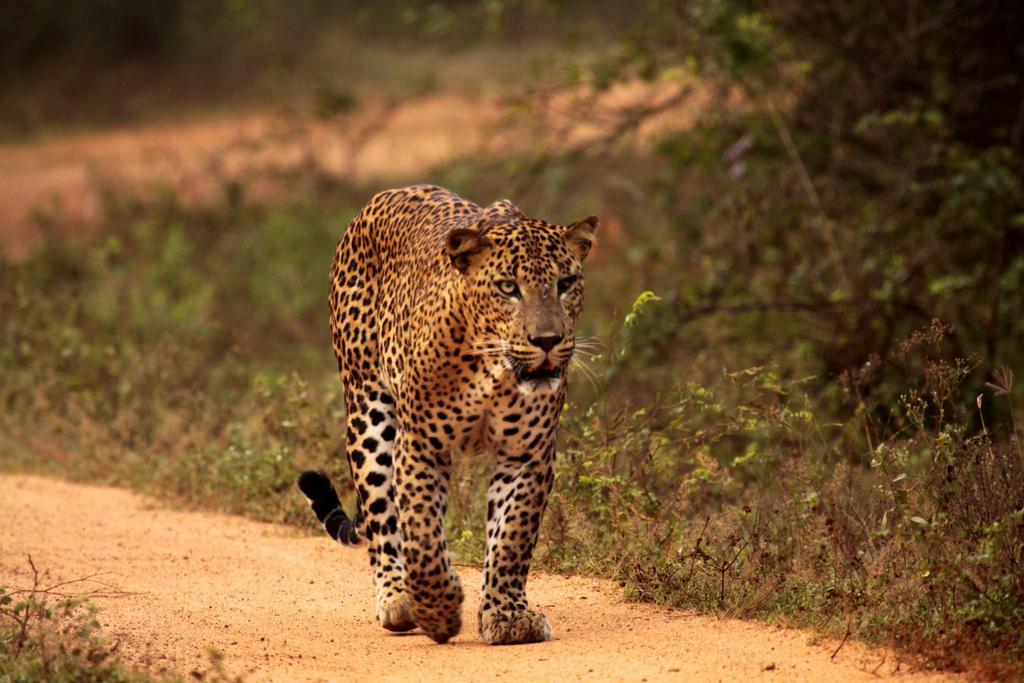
[548, 310, 1024, 661]
[0, 563, 154, 683]
[0, 183, 357, 528]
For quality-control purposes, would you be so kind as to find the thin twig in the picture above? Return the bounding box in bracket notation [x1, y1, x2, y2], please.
[831, 621, 853, 659]
[766, 99, 851, 293]
[6, 556, 139, 600]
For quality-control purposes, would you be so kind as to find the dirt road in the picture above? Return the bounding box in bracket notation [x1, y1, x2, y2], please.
[0, 475, 953, 682]
[0, 81, 709, 259]
[0, 94, 501, 258]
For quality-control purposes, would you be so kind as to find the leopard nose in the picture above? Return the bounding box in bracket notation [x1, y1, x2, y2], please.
[528, 334, 563, 352]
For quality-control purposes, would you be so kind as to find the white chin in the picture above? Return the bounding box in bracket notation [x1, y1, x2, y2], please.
[517, 377, 561, 396]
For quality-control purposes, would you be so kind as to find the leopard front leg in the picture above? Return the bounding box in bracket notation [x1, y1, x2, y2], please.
[478, 440, 555, 645]
[345, 384, 414, 633]
[393, 430, 464, 643]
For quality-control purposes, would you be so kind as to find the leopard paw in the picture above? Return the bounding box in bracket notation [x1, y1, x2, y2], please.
[376, 593, 415, 633]
[418, 610, 462, 644]
[480, 608, 551, 645]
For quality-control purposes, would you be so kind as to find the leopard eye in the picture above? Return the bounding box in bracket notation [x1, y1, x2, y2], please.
[557, 274, 579, 295]
[496, 279, 521, 298]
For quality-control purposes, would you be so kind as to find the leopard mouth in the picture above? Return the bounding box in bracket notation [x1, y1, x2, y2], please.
[513, 360, 561, 384]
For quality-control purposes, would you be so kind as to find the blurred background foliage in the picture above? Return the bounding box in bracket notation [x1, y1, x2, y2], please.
[0, 0, 632, 136]
[1, 0, 1023, 676]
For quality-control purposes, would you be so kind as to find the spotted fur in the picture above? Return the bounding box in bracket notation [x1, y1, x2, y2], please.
[298, 185, 597, 644]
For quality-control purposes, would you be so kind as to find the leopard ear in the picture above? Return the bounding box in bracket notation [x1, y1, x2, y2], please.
[445, 228, 492, 275]
[564, 216, 599, 262]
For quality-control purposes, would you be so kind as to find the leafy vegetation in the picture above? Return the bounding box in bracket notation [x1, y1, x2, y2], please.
[545, 312, 1023, 675]
[0, 182, 357, 529]
[520, 1, 1023, 673]
[0, 559, 243, 682]
[0, 559, 157, 682]
[2, 0, 1023, 677]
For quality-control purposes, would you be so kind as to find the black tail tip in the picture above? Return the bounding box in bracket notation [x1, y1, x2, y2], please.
[297, 470, 333, 499]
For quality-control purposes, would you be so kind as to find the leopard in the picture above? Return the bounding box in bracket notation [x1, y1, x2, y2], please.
[297, 184, 597, 645]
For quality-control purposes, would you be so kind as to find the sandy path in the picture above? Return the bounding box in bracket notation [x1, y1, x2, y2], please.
[0, 80, 712, 259]
[0, 94, 501, 258]
[0, 475, 953, 682]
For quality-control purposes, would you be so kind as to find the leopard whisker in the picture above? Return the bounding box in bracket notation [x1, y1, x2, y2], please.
[573, 336, 608, 350]
[472, 339, 511, 358]
[570, 357, 600, 394]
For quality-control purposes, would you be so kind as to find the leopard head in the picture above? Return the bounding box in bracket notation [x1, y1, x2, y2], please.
[445, 200, 598, 393]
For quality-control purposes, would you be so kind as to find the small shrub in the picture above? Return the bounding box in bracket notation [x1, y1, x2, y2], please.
[543, 309, 1024, 673]
[0, 559, 153, 682]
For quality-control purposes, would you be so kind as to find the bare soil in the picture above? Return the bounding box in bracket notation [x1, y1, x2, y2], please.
[0, 475, 956, 682]
[0, 94, 500, 258]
